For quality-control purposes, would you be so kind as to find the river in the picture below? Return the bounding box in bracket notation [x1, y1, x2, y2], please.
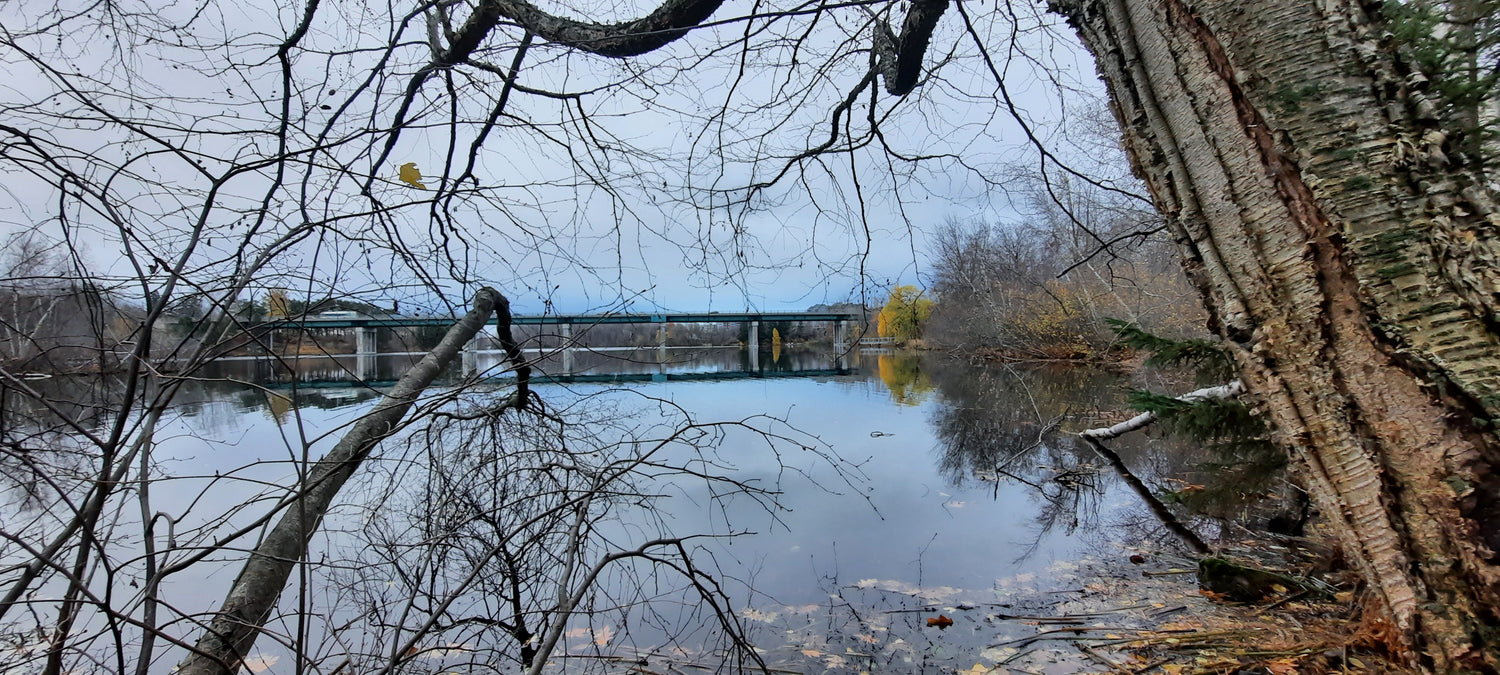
[2, 346, 1199, 674]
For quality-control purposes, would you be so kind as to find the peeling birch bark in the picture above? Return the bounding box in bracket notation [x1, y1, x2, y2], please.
[176, 287, 520, 675]
[1052, 0, 1500, 669]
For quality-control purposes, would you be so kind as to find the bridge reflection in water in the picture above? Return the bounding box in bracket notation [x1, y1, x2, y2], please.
[246, 310, 859, 385]
[205, 346, 855, 390]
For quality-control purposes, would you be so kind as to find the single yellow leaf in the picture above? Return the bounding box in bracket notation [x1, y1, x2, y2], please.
[398, 162, 427, 189]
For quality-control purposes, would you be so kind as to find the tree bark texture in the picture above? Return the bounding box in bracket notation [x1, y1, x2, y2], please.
[176, 287, 508, 675]
[1052, 0, 1500, 669]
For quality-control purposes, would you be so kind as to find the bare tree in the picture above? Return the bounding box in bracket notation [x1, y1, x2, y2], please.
[5, 0, 1499, 669]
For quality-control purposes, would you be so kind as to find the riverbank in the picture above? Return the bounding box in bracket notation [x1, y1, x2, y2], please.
[885, 347, 1413, 674]
[972, 535, 1414, 675]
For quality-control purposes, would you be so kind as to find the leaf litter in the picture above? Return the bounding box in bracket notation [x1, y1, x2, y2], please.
[605, 538, 1419, 674]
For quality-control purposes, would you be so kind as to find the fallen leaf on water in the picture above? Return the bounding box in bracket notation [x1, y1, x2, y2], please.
[800, 649, 823, 658]
[1157, 621, 1200, 631]
[740, 607, 779, 623]
[979, 646, 1017, 661]
[926, 615, 954, 629]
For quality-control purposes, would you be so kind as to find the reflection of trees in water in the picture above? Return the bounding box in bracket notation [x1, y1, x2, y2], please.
[874, 353, 933, 406]
[313, 388, 855, 673]
[924, 358, 1115, 486]
[921, 357, 1215, 556]
[921, 359, 1119, 556]
[0, 374, 390, 513]
[0, 376, 135, 514]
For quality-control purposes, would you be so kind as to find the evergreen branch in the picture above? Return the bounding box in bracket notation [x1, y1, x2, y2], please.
[1079, 380, 1243, 440]
[1104, 319, 1235, 382]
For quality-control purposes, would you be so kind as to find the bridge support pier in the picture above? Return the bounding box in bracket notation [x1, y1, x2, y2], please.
[658, 323, 667, 362]
[354, 327, 378, 381]
[748, 321, 760, 371]
[560, 323, 574, 375]
[462, 335, 478, 377]
[355, 327, 378, 357]
[356, 353, 375, 381]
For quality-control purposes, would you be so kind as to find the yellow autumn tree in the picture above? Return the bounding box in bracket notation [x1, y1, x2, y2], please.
[877, 285, 933, 343]
[266, 288, 291, 318]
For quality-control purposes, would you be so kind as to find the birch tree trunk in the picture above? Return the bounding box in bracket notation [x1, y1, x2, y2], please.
[1050, 0, 1500, 669]
[176, 287, 510, 675]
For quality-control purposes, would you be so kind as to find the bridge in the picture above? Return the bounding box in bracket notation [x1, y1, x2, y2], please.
[255, 310, 861, 378]
[267, 310, 857, 329]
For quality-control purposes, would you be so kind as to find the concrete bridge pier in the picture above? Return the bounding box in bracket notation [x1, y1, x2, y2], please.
[560, 323, 574, 375]
[748, 320, 760, 372]
[355, 327, 378, 356]
[353, 327, 378, 381]
[355, 352, 375, 381]
[462, 335, 479, 377]
[840, 321, 852, 369]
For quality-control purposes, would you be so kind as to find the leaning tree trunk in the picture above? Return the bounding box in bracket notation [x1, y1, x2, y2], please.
[176, 287, 518, 675]
[1051, 0, 1500, 669]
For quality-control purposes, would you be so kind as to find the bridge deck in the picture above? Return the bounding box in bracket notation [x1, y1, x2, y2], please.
[261, 311, 857, 329]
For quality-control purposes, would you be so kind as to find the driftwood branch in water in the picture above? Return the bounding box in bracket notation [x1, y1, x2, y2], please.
[1077, 381, 1244, 555]
[177, 287, 524, 675]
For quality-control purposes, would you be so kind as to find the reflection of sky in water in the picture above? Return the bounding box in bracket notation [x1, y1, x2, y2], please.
[650, 376, 1095, 602]
[20, 348, 1182, 672]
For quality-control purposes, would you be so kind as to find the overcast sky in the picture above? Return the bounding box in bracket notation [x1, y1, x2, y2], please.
[0, 0, 1120, 315]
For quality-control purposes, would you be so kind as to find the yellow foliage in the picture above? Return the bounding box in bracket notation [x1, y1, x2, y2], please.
[398, 162, 427, 189]
[876, 353, 932, 405]
[878, 285, 933, 342]
[266, 289, 290, 318]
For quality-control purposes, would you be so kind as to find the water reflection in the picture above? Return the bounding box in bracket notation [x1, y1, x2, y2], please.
[1, 347, 1214, 675]
[875, 352, 933, 405]
[193, 345, 852, 388]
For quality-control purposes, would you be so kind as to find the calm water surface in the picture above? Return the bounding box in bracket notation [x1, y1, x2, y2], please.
[9, 347, 1194, 673]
